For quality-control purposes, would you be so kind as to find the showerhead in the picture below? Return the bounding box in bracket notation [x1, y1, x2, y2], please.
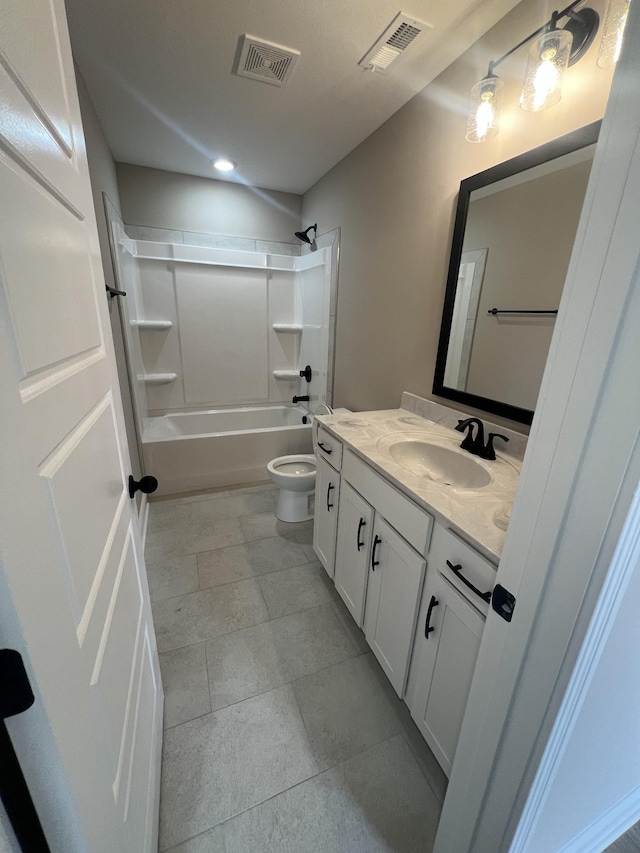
[295, 223, 317, 244]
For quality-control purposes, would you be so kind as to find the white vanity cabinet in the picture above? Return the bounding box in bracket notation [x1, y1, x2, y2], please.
[314, 409, 515, 778]
[334, 479, 427, 696]
[334, 450, 433, 697]
[405, 523, 496, 776]
[313, 427, 343, 578]
[333, 482, 373, 624]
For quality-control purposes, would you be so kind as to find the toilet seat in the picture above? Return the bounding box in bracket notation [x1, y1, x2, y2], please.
[268, 454, 316, 480]
[269, 456, 316, 476]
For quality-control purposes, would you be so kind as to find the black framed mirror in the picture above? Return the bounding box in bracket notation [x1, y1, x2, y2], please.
[433, 120, 601, 425]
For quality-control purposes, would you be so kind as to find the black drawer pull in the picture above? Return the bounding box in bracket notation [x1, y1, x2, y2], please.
[318, 441, 332, 454]
[326, 482, 334, 511]
[356, 517, 366, 551]
[446, 560, 492, 603]
[425, 595, 439, 638]
[371, 535, 381, 571]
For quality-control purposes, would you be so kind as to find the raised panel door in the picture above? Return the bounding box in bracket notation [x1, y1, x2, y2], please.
[405, 570, 485, 776]
[0, 2, 162, 849]
[313, 454, 340, 577]
[334, 482, 373, 625]
[364, 516, 426, 696]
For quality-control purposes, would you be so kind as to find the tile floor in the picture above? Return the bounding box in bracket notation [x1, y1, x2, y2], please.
[604, 821, 640, 853]
[146, 483, 447, 852]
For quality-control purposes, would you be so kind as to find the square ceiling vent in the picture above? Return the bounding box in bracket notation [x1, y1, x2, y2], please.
[359, 12, 433, 72]
[235, 35, 300, 87]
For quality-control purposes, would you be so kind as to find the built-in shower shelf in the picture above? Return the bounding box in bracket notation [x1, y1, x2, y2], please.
[273, 370, 300, 380]
[143, 373, 177, 385]
[272, 323, 302, 333]
[132, 320, 173, 330]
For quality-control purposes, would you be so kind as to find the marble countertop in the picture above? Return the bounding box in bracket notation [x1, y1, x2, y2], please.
[317, 408, 522, 563]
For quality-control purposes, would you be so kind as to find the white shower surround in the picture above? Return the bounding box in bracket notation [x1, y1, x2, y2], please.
[109, 225, 335, 495]
[129, 235, 332, 415]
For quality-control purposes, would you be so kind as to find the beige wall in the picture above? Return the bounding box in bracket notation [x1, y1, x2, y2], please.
[302, 0, 614, 430]
[116, 163, 302, 243]
[76, 70, 143, 480]
[76, 71, 122, 292]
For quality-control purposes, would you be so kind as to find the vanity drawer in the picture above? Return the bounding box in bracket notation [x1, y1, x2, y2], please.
[315, 426, 343, 471]
[343, 450, 433, 555]
[429, 524, 497, 617]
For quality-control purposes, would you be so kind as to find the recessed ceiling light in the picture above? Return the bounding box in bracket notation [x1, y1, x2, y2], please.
[213, 158, 236, 172]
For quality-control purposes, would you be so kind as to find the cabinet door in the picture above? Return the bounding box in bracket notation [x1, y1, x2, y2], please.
[364, 516, 426, 696]
[405, 571, 485, 777]
[313, 455, 341, 577]
[334, 483, 373, 625]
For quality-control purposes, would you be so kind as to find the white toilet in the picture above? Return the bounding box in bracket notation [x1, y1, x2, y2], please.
[268, 406, 351, 523]
[267, 454, 317, 522]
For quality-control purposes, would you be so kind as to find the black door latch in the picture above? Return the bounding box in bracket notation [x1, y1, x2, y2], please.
[491, 584, 516, 622]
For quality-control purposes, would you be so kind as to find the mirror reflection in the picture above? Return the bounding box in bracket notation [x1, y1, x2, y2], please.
[434, 122, 600, 425]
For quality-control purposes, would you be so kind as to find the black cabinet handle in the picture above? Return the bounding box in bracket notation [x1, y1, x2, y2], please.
[326, 482, 334, 511]
[446, 560, 492, 603]
[425, 595, 439, 638]
[318, 441, 332, 454]
[356, 517, 366, 551]
[371, 535, 381, 571]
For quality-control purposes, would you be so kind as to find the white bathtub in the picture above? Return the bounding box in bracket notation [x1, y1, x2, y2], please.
[141, 406, 313, 496]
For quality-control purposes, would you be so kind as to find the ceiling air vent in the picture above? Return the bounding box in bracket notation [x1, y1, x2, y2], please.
[359, 12, 433, 72]
[235, 35, 300, 87]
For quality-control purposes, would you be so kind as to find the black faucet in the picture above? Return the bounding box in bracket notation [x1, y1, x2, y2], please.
[292, 395, 309, 403]
[455, 418, 509, 460]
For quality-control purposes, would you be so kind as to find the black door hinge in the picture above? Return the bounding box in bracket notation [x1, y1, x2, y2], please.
[0, 650, 50, 851]
[0, 650, 34, 720]
[492, 584, 516, 622]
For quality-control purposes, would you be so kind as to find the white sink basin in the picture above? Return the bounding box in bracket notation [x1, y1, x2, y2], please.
[385, 439, 492, 489]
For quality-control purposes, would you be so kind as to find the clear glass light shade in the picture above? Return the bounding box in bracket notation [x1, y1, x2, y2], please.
[520, 28, 572, 112]
[598, 0, 629, 68]
[466, 76, 504, 143]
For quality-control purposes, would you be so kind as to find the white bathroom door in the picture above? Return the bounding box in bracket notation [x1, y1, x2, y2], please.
[0, 1, 162, 851]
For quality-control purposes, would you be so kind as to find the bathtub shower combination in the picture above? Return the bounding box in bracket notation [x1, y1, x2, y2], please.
[109, 224, 336, 496]
[143, 405, 311, 495]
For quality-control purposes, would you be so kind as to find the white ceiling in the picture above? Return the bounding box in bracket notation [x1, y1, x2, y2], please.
[65, 0, 521, 194]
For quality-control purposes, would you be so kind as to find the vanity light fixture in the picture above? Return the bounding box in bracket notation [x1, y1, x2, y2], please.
[597, 0, 630, 68]
[213, 157, 237, 172]
[466, 0, 600, 142]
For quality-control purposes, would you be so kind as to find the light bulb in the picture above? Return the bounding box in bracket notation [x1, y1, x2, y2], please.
[466, 76, 504, 143]
[533, 53, 560, 110]
[476, 99, 495, 141]
[521, 29, 572, 112]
